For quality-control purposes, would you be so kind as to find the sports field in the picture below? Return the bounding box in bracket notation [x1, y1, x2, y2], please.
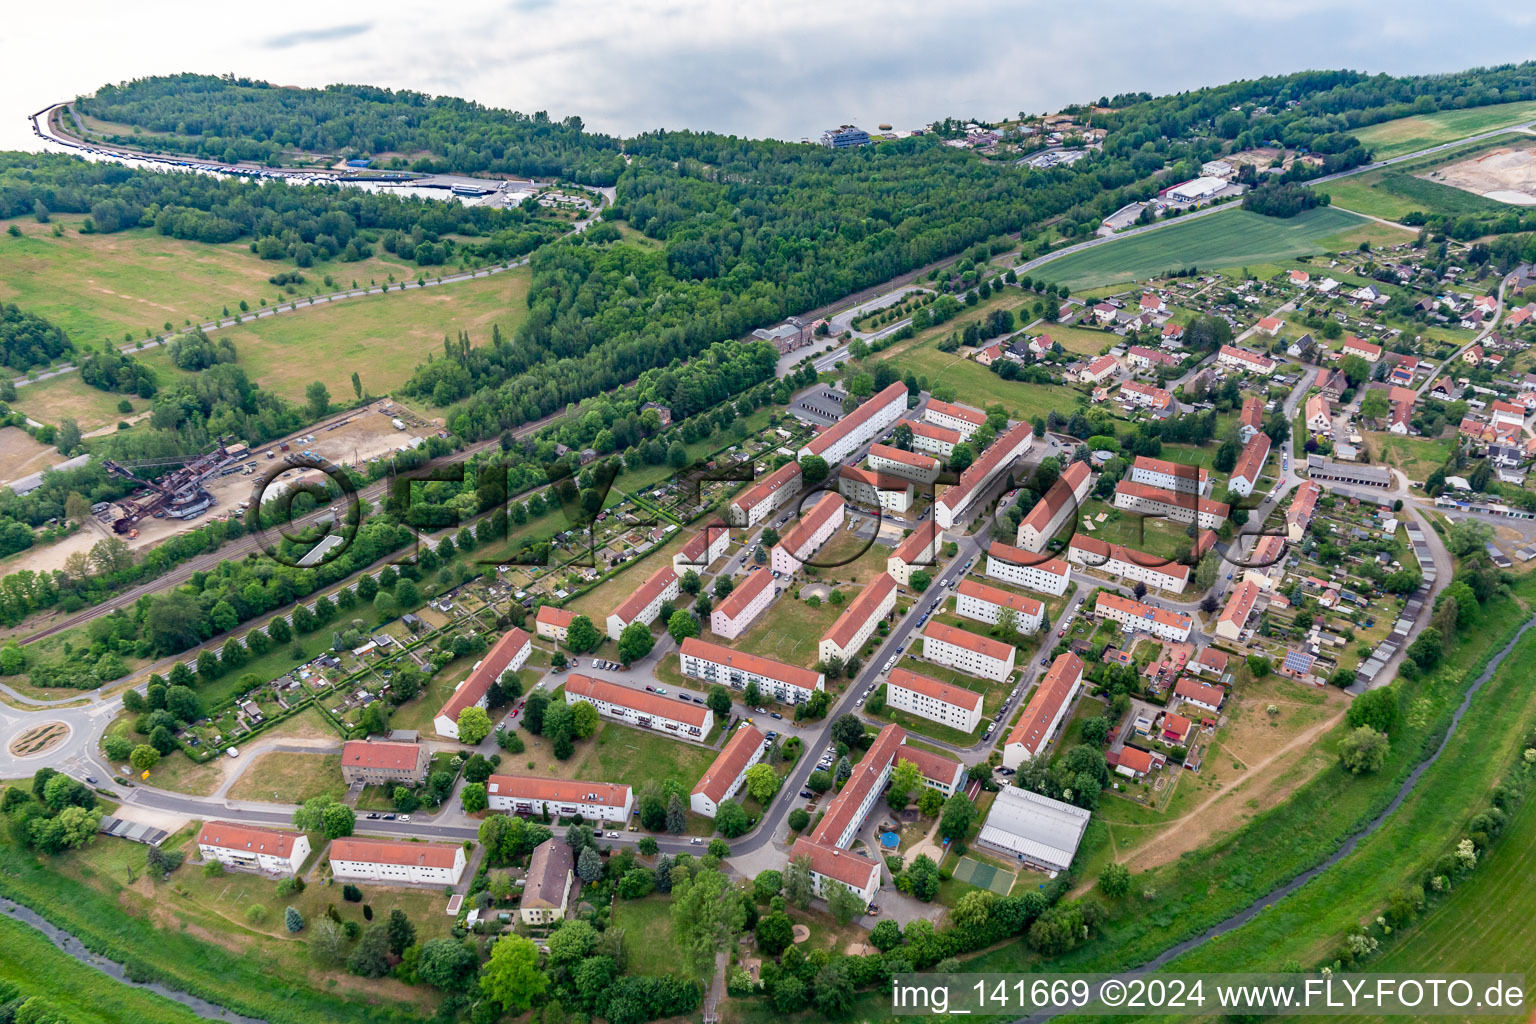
[1350, 100, 1536, 160]
[1040, 208, 1381, 291]
[953, 854, 1014, 895]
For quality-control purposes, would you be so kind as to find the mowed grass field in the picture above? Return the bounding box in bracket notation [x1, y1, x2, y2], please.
[891, 342, 1076, 422]
[138, 267, 532, 404]
[1041, 207, 1379, 291]
[1350, 99, 1536, 160]
[0, 215, 416, 348]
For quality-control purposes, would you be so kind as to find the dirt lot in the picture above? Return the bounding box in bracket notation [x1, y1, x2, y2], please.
[1422, 139, 1536, 205]
[0, 426, 59, 484]
[1105, 677, 1349, 872]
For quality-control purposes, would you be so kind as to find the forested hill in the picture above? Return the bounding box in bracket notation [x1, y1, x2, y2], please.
[76, 73, 627, 186]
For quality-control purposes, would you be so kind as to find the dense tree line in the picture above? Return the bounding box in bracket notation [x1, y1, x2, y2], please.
[1242, 182, 1328, 218]
[76, 74, 626, 185]
[77, 345, 157, 397]
[0, 303, 71, 370]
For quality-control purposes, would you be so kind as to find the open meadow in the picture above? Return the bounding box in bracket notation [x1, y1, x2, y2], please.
[1349, 100, 1536, 160]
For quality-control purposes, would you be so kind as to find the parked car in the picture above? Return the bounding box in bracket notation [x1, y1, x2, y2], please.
[383, 813, 397, 821]
[367, 812, 381, 819]
[398, 815, 411, 823]
[691, 837, 704, 845]
[755, 707, 767, 714]
[770, 711, 783, 719]
[607, 831, 620, 839]
[85, 776, 98, 785]
[800, 789, 814, 799]
[645, 685, 656, 692]
[656, 688, 668, 695]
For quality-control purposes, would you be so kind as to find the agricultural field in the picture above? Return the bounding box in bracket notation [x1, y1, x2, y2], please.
[1349, 100, 1536, 160]
[1041, 208, 1381, 291]
[137, 267, 532, 405]
[1320, 136, 1530, 221]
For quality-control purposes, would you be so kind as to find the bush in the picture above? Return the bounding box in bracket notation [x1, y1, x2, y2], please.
[342, 884, 363, 903]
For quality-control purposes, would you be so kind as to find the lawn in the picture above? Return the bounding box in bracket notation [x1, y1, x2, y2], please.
[137, 267, 532, 405]
[1033, 322, 1120, 357]
[609, 895, 709, 981]
[1080, 500, 1199, 564]
[891, 341, 1077, 422]
[9, 372, 139, 433]
[225, 752, 344, 803]
[390, 655, 476, 734]
[1040, 207, 1378, 291]
[0, 215, 416, 348]
[1366, 431, 1453, 483]
[568, 722, 716, 795]
[1349, 100, 1536, 160]
[731, 591, 846, 669]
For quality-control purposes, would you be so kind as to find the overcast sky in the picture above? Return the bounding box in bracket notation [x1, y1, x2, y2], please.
[4, 0, 1536, 150]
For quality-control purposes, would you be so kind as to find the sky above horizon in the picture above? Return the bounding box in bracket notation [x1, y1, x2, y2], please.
[5, 1, 1536, 151]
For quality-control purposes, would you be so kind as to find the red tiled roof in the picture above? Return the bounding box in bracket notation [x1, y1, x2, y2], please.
[1240, 396, 1263, 430]
[1174, 677, 1225, 708]
[789, 837, 881, 889]
[485, 773, 632, 808]
[565, 673, 711, 727]
[892, 520, 941, 565]
[940, 421, 1033, 512]
[197, 821, 304, 858]
[869, 443, 939, 470]
[776, 493, 844, 559]
[691, 725, 766, 803]
[732, 461, 801, 515]
[822, 573, 896, 650]
[921, 621, 1015, 662]
[802, 382, 908, 458]
[956, 578, 1043, 618]
[679, 637, 823, 693]
[811, 723, 907, 846]
[341, 740, 422, 772]
[1095, 591, 1192, 631]
[536, 605, 576, 630]
[1231, 432, 1271, 484]
[1115, 746, 1155, 773]
[713, 567, 773, 621]
[911, 421, 961, 445]
[1068, 535, 1189, 583]
[1132, 455, 1206, 482]
[437, 628, 531, 726]
[925, 399, 986, 427]
[1120, 380, 1172, 408]
[888, 667, 983, 712]
[1006, 653, 1083, 756]
[1116, 480, 1230, 518]
[987, 541, 1070, 577]
[894, 743, 964, 788]
[1343, 335, 1382, 357]
[1219, 580, 1261, 629]
[329, 837, 460, 869]
[613, 565, 679, 624]
[679, 521, 729, 563]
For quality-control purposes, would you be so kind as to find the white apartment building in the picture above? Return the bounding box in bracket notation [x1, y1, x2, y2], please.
[954, 578, 1044, 633]
[564, 674, 712, 739]
[679, 637, 826, 705]
[910, 420, 960, 458]
[818, 572, 896, 665]
[887, 667, 984, 733]
[1003, 652, 1083, 769]
[196, 822, 310, 876]
[936, 421, 1033, 529]
[920, 622, 1017, 682]
[1015, 461, 1091, 550]
[1217, 344, 1277, 375]
[1228, 432, 1271, 498]
[728, 461, 802, 527]
[1066, 535, 1189, 593]
[985, 541, 1071, 596]
[1094, 591, 1193, 642]
[709, 567, 776, 639]
[329, 838, 466, 886]
[434, 627, 532, 738]
[798, 381, 908, 465]
[809, 724, 906, 848]
[672, 522, 731, 573]
[605, 564, 680, 642]
[838, 465, 913, 513]
[485, 775, 635, 821]
[922, 399, 986, 440]
[689, 724, 766, 817]
[770, 492, 845, 575]
[867, 443, 941, 485]
[789, 837, 882, 907]
[1114, 481, 1229, 529]
[1128, 455, 1208, 496]
[886, 520, 942, 586]
[534, 605, 575, 644]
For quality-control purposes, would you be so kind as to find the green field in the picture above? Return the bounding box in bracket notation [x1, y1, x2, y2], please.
[1323, 166, 1514, 222]
[138, 267, 531, 405]
[569, 723, 716, 795]
[1042, 207, 1383, 290]
[1350, 100, 1536, 160]
[889, 342, 1076, 422]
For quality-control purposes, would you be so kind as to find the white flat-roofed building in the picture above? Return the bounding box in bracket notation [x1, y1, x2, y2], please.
[679, 637, 825, 705]
[534, 605, 576, 644]
[710, 568, 776, 640]
[1218, 344, 1277, 376]
[920, 622, 1016, 682]
[976, 785, 1090, 872]
[690, 724, 766, 817]
[729, 461, 802, 527]
[936, 421, 1033, 529]
[1003, 652, 1083, 769]
[985, 541, 1071, 596]
[1114, 480, 1229, 529]
[910, 420, 960, 458]
[1228, 432, 1271, 498]
[789, 837, 881, 907]
[1015, 461, 1091, 550]
[887, 520, 942, 585]
[771, 493, 845, 575]
[1067, 535, 1189, 593]
[564, 673, 712, 739]
[1166, 176, 1228, 202]
[485, 774, 634, 821]
[887, 667, 983, 733]
[923, 399, 986, 440]
[1129, 456, 1208, 496]
[838, 465, 913, 513]
[818, 573, 897, 665]
[197, 822, 310, 876]
[434, 628, 531, 738]
[673, 522, 731, 573]
[954, 578, 1043, 634]
[1094, 591, 1193, 642]
[867, 443, 941, 485]
[798, 382, 908, 465]
[329, 837, 466, 886]
[605, 565, 680, 642]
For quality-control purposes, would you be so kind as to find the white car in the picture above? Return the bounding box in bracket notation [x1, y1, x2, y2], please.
[607, 831, 620, 839]
[398, 815, 412, 823]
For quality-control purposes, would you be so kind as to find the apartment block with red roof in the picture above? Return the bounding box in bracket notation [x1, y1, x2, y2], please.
[936, 421, 1033, 529]
[485, 774, 635, 821]
[1217, 344, 1277, 375]
[329, 837, 466, 885]
[1128, 455, 1208, 496]
[728, 461, 802, 528]
[534, 605, 576, 644]
[564, 674, 713, 739]
[985, 541, 1071, 596]
[1215, 580, 1261, 641]
[1228, 432, 1271, 498]
[1114, 480, 1229, 529]
[868, 443, 941, 485]
[433, 628, 532, 738]
[679, 637, 825, 705]
[690, 725, 766, 817]
[922, 399, 987, 440]
[672, 521, 731, 574]
[1287, 482, 1321, 543]
[709, 568, 777, 640]
[887, 667, 983, 733]
[340, 739, 429, 787]
[1002, 652, 1083, 769]
[797, 382, 908, 465]
[819, 573, 897, 665]
[887, 520, 942, 586]
[1066, 535, 1189, 593]
[1342, 335, 1382, 362]
[910, 420, 960, 458]
[1080, 353, 1121, 384]
[789, 837, 882, 906]
[605, 564, 680, 642]
[1015, 460, 1091, 551]
[1093, 591, 1193, 642]
[810, 723, 908, 849]
[197, 821, 310, 876]
[837, 465, 913, 514]
[954, 578, 1043, 634]
[1119, 380, 1173, 412]
[919, 622, 1016, 682]
[1238, 396, 1264, 442]
[771, 493, 845, 575]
